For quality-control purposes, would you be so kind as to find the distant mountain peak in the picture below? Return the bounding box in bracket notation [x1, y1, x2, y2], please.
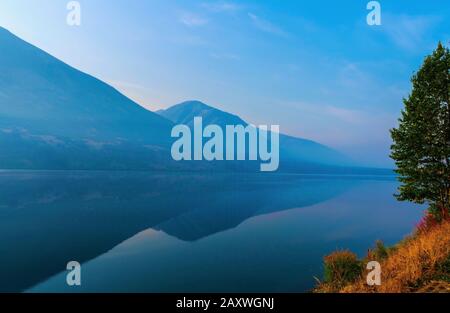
[157, 100, 354, 167]
[0, 27, 355, 171]
[175, 100, 211, 109]
[165, 100, 227, 116]
[158, 100, 246, 127]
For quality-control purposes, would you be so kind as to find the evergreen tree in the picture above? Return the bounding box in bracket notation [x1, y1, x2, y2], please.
[391, 42, 450, 219]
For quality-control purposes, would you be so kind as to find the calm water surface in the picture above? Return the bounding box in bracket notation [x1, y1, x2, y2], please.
[0, 171, 423, 292]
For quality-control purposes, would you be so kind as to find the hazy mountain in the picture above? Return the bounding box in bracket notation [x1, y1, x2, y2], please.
[157, 100, 245, 128]
[0, 27, 378, 173]
[0, 27, 180, 170]
[158, 100, 353, 169]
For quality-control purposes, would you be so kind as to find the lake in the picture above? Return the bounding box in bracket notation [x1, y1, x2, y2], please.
[0, 171, 423, 292]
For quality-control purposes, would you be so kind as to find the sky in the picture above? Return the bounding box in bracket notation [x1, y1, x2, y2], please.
[0, 0, 449, 167]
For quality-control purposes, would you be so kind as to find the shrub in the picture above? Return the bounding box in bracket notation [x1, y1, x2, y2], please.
[367, 240, 389, 261]
[323, 250, 363, 288]
[341, 220, 450, 293]
[416, 211, 450, 234]
[433, 255, 450, 282]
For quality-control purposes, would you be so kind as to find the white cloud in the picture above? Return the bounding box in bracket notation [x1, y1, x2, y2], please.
[324, 105, 367, 124]
[248, 13, 287, 37]
[338, 62, 372, 89]
[383, 14, 441, 50]
[179, 13, 208, 27]
[285, 101, 368, 126]
[275, 99, 397, 166]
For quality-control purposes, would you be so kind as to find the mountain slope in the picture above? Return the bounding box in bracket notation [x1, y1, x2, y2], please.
[0, 27, 178, 170]
[158, 100, 353, 168]
[157, 100, 245, 128]
[0, 27, 173, 142]
[0, 27, 368, 173]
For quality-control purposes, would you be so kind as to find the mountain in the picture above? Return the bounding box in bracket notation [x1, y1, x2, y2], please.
[0, 27, 378, 173]
[0, 27, 179, 170]
[158, 100, 354, 170]
[156, 100, 245, 128]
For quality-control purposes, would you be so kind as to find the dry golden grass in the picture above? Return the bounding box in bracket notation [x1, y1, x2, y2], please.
[340, 220, 450, 293]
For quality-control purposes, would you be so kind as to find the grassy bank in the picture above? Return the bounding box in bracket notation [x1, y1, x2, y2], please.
[315, 219, 450, 293]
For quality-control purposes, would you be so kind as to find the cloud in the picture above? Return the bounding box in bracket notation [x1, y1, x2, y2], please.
[179, 13, 208, 27]
[278, 100, 397, 166]
[248, 13, 287, 37]
[286, 101, 368, 126]
[324, 105, 367, 124]
[201, 2, 241, 13]
[383, 14, 441, 50]
[338, 62, 372, 89]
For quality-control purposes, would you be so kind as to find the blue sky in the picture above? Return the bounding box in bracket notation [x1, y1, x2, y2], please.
[0, 0, 449, 167]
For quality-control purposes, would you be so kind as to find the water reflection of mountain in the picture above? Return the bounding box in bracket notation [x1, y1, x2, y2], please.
[155, 178, 356, 241]
[0, 171, 362, 292]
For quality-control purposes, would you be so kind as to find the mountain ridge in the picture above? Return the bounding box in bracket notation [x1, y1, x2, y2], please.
[0, 26, 376, 173]
[158, 100, 353, 167]
[0, 26, 179, 170]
